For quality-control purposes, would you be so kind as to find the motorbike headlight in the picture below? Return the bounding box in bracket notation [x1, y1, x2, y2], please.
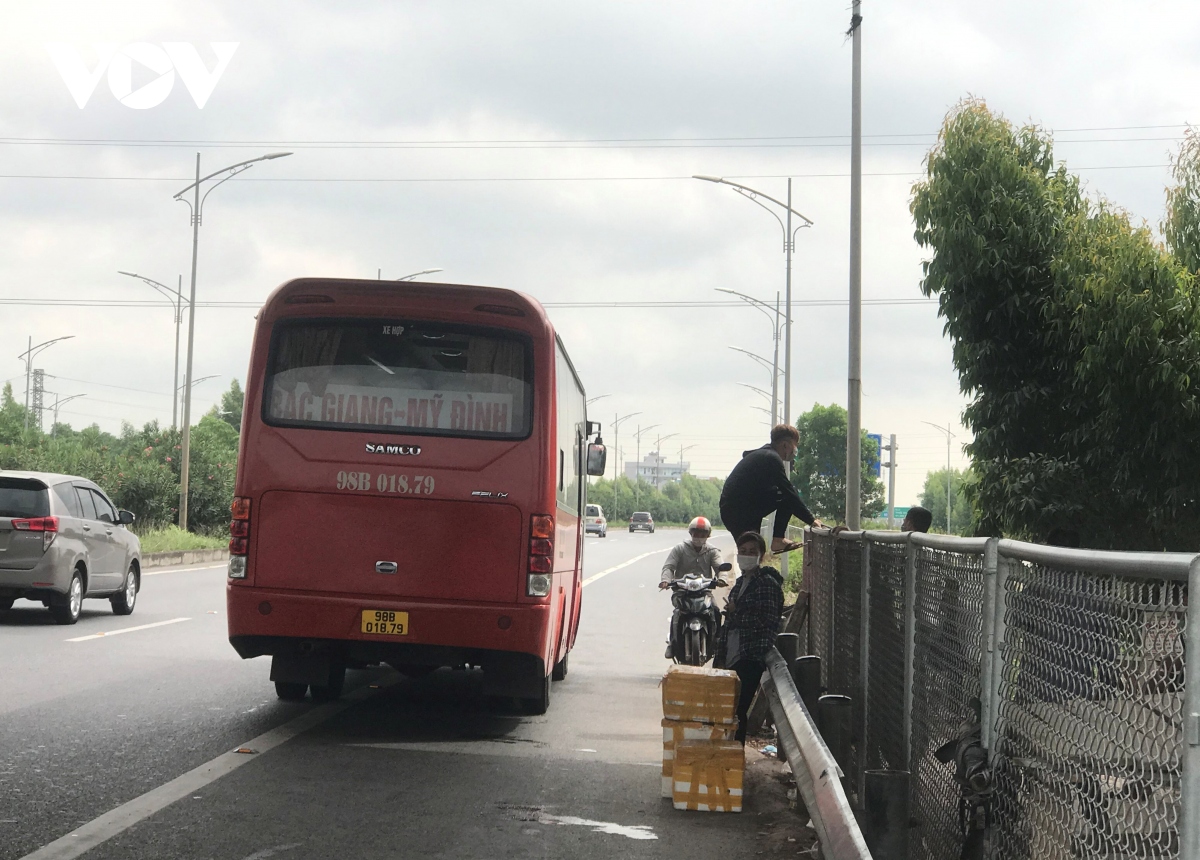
[686, 579, 704, 591]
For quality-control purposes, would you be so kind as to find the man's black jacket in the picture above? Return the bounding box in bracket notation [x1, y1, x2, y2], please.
[719, 444, 815, 527]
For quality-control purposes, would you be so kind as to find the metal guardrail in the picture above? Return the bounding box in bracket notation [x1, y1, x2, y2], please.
[761, 647, 872, 860]
[788, 524, 1198, 860]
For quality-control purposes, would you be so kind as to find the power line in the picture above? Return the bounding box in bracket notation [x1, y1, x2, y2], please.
[0, 163, 1174, 183]
[0, 296, 936, 309]
[45, 375, 173, 398]
[0, 124, 1187, 149]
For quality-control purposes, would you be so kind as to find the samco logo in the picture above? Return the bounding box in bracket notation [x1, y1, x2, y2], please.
[365, 443, 421, 456]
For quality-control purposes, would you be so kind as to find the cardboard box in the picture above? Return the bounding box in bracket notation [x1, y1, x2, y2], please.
[672, 739, 745, 812]
[661, 665, 739, 725]
[661, 719, 738, 798]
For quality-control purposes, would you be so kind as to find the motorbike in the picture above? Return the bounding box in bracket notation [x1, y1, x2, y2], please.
[666, 562, 733, 666]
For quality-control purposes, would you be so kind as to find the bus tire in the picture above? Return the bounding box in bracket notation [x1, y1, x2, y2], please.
[310, 664, 346, 702]
[552, 653, 568, 681]
[275, 681, 308, 701]
[520, 673, 551, 715]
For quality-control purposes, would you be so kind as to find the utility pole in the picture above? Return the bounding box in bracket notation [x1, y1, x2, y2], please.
[632, 424, 660, 509]
[882, 434, 897, 527]
[612, 411, 641, 486]
[922, 421, 957, 533]
[845, 1, 864, 529]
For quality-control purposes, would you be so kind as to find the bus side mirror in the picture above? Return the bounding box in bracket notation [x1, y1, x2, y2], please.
[586, 442, 607, 476]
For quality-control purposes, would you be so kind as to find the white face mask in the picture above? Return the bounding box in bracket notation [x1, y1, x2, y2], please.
[737, 554, 760, 571]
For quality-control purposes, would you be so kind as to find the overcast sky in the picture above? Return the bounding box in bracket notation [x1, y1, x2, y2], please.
[0, 1, 1193, 510]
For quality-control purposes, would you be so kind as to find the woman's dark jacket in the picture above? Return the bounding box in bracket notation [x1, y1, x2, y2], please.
[717, 565, 784, 667]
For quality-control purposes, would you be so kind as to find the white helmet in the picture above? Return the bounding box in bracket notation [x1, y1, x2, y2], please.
[688, 516, 712, 535]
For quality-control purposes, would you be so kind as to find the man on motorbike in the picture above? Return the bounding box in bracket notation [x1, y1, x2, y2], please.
[660, 517, 727, 658]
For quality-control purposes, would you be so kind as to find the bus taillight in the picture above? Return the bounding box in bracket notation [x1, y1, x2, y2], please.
[528, 514, 554, 596]
[228, 496, 252, 579]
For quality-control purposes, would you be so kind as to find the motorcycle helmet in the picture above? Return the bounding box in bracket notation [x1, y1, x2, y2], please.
[687, 516, 712, 535]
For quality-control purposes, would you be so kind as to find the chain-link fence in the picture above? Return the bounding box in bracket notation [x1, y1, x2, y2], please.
[795, 528, 1197, 860]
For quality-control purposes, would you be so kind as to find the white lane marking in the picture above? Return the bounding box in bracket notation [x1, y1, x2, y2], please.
[536, 813, 657, 841]
[581, 550, 661, 587]
[143, 563, 226, 576]
[18, 682, 390, 860]
[66, 617, 191, 642]
[239, 845, 302, 860]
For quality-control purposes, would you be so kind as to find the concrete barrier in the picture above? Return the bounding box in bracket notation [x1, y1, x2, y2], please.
[142, 548, 228, 569]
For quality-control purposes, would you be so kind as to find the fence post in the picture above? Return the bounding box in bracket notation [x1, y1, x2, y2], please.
[795, 655, 822, 715]
[979, 538, 999, 753]
[863, 769, 910, 860]
[1181, 557, 1200, 858]
[902, 534, 917, 770]
[859, 535, 872, 793]
[987, 552, 1012, 766]
[819, 693, 855, 777]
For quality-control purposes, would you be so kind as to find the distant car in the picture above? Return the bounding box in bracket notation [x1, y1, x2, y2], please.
[584, 504, 607, 537]
[0, 471, 141, 625]
[629, 511, 654, 533]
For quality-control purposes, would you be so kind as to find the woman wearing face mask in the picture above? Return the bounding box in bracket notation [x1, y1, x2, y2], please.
[716, 532, 784, 743]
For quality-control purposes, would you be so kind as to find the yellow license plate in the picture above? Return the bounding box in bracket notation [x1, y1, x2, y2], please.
[361, 609, 409, 636]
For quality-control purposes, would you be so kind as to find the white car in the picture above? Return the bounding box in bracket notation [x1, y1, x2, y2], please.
[584, 504, 607, 537]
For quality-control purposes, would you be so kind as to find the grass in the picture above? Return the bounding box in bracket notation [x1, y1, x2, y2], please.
[135, 526, 227, 554]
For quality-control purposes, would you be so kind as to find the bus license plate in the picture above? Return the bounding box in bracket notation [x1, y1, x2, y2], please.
[361, 610, 409, 636]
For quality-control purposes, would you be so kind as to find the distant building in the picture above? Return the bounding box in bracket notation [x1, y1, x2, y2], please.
[624, 451, 688, 488]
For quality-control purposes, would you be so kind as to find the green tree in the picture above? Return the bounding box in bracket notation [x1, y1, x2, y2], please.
[919, 468, 975, 536]
[217, 379, 244, 431]
[791, 403, 885, 522]
[911, 99, 1200, 549]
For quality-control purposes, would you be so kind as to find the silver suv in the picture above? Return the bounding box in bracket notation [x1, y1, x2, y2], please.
[0, 471, 142, 625]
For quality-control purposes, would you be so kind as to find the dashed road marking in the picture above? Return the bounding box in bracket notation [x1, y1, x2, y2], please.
[143, 563, 226, 576]
[66, 617, 191, 642]
[17, 681, 391, 860]
[581, 550, 661, 587]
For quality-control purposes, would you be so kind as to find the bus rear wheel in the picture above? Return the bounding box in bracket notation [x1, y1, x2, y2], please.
[275, 681, 308, 701]
[520, 673, 551, 715]
[552, 653, 568, 681]
[311, 664, 346, 702]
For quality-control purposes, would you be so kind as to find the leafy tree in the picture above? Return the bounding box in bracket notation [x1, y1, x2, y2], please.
[217, 379, 245, 431]
[791, 403, 885, 522]
[0, 386, 240, 534]
[919, 468, 975, 536]
[586, 472, 724, 525]
[911, 99, 1200, 549]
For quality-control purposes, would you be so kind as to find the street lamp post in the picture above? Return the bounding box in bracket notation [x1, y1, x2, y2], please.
[395, 268, 444, 281]
[632, 424, 660, 509]
[612, 411, 641, 486]
[18, 336, 74, 431]
[922, 421, 957, 533]
[119, 271, 187, 429]
[678, 444, 697, 479]
[729, 346, 783, 425]
[173, 151, 292, 530]
[49, 393, 85, 436]
[180, 375, 219, 394]
[717, 288, 784, 425]
[694, 176, 812, 428]
[654, 433, 678, 489]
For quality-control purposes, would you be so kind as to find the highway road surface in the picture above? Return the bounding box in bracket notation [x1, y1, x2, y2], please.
[1, 528, 802, 860]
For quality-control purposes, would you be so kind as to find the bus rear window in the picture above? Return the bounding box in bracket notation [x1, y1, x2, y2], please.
[263, 319, 532, 438]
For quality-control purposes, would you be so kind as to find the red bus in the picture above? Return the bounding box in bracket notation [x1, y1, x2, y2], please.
[225, 278, 606, 714]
